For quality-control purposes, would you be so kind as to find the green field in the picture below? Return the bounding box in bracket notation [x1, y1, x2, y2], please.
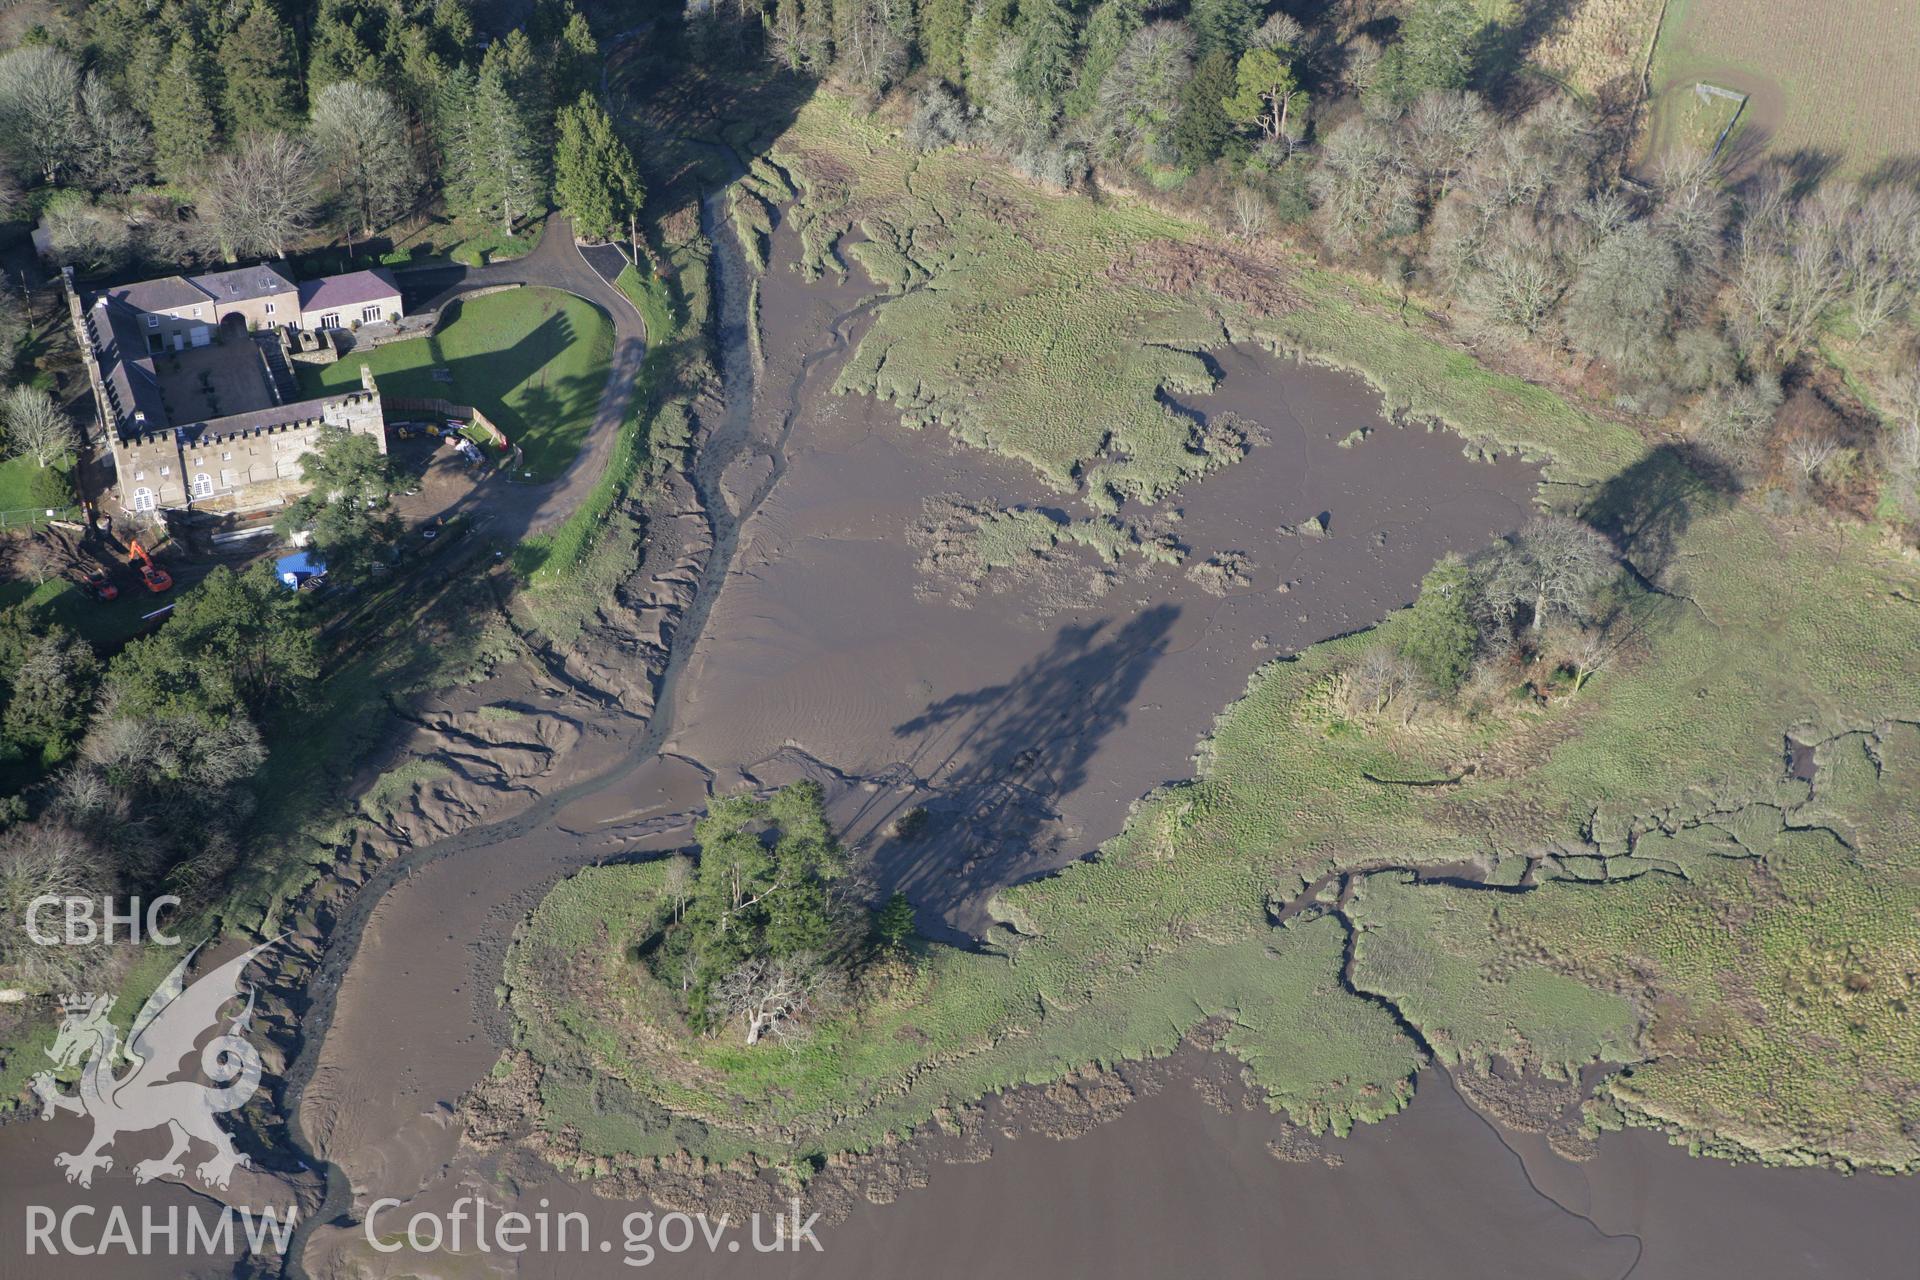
[1640, 0, 1920, 173]
[498, 91, 1920, 1179]
[297, 287, 614, 484]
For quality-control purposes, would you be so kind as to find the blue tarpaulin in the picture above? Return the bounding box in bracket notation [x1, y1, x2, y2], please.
[275, 551, 325, 588]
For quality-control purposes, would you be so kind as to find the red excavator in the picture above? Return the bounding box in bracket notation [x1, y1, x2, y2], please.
[128, 538, 172, 593]
[80, 567, 118, 602]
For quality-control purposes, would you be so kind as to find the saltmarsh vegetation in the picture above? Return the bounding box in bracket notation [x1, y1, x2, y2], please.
[501, 90, 1920, 1177]
[511, 500, 1920, 1173]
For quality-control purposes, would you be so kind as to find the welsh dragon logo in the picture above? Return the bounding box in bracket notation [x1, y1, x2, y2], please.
[29, 939, 276, 1191]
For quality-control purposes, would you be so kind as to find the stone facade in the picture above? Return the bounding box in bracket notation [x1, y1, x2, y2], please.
[114, 373, 387, 516]
[64, 267, 390, 520]
[296, 269, 405, 332]
[191, 266, 300, 332]
[111, 292, 216, 356]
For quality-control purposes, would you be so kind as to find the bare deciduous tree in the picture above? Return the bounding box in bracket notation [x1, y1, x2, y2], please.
[1564, 221, 1681, 378]
[15, 536, 65, 585]
[3, 385, 77, 467]
[1478, 515, 1616, 633]
[74, 73, 150, 194]
[0, 823, 112, 993]
[199, 131, 317, 262]
[1345, 646, 1422, 719]
[715, 952, 846, 1046]
[765, 0, 824, 73]
[1311, 117, 1417, 253]
[310, 81, 420, 248]
[1691, 372, 1782, 475]
[0, 45, 83, 183]
[42, 195, 133, 273]
[1403, 89, 1488, 205]
[663, 854, 695, 924]
[1887, 361, 1920, 435]
[1097, 22, 1195, 162]
[1653, 145, 1729, 272]
[1879, 418, 1920, 522]
[1784, 432, 1840, 483]
[905, 82, 971, 153]
[833, 0, 910, 93]
[1728, 171, 1850, 362]
[1465, 212, 1569, 343]
[1232, 186, 1272, 240]
[977, 43, 1057, 156]
[1837, 185, 1920, 340]
[1553, 625, 1615, 697]
[1250, 13, 1305, 51]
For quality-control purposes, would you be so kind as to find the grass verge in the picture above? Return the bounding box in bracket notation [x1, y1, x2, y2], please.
[510, 229, 713, 646]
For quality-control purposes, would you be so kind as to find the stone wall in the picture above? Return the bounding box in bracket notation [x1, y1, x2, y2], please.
[63, 268, 389, 520]
[116, 372, 386, 517]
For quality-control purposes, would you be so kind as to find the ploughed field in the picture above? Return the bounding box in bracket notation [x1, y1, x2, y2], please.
[1639, 0, 1920, 173]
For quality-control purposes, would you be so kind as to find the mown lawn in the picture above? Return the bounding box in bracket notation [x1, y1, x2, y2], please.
[0, 456, 39, 514]
[297, 287, 613, 483]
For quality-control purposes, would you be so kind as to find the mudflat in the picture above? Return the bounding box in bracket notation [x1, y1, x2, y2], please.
[666, 216, 1537, 936]
[5, 165, 1907, 1280]
[279, 194, 1537, 1250]
[290, 1051, 1919, 1280]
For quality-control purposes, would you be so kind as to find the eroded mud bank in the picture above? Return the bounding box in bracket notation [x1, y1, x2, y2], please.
[5, 174, 1909, 1280]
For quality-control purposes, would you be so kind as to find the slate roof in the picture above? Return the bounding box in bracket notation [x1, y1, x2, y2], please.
[103, 275, 209, 316]
[174, 395, 354, 442]
[84, 263, 392, 446]
[190, 264, 297, 304]
[90, 298, 166, 438]
[297, 268, 402, 314]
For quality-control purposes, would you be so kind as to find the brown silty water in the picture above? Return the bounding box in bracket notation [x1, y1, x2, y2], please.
[5, 192, 1914, 1280]
[664, 214, 1538, 938]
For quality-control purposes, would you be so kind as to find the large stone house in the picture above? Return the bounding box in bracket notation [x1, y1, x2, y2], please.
[65, 263, 401, 520]
[192, 265, 302, 330]
[99, 265, 302, 354]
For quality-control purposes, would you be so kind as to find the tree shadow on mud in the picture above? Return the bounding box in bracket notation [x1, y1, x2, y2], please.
[1580, 441, 1737, 582]
[861, 604, 1180, 942]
